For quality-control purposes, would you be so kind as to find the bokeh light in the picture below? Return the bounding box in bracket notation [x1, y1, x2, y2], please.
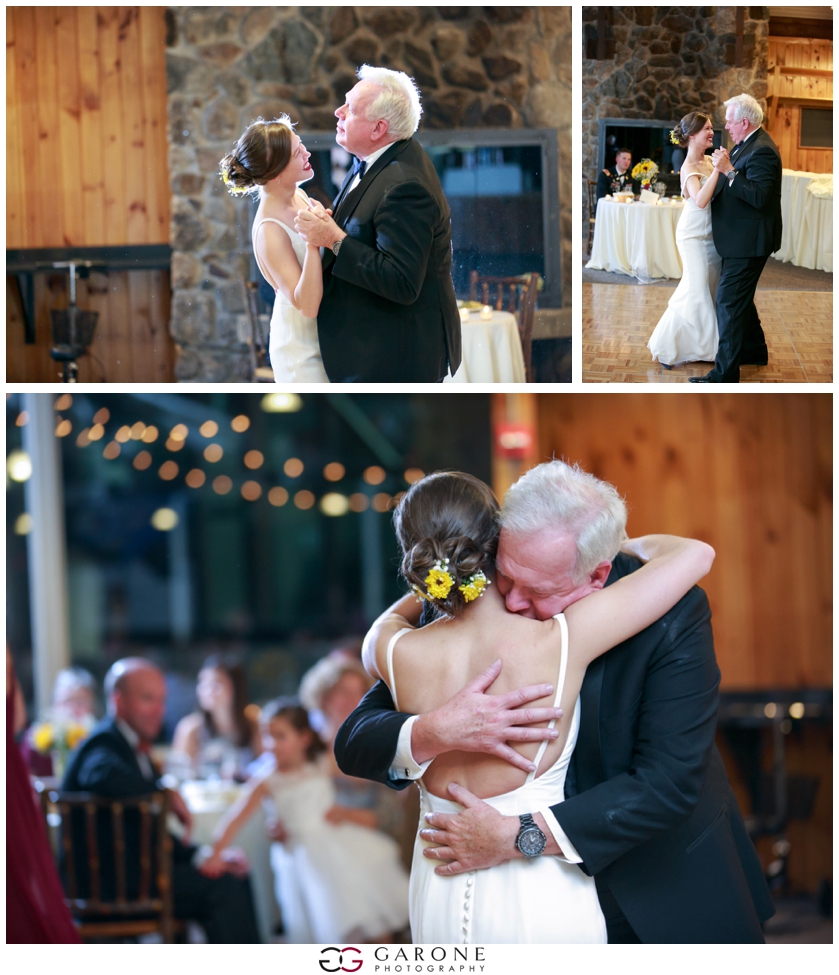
[200, 420, 219, 438]
[294, 490, 315, 510]
[241, 480, 262, 501]
[14, 513, 33, 535]
[55, 419, 72, 437]
[7, 450, 32, 482]
[323, 462, 346, 482]
[321, 492, 349, 516]
[213, 475, 233, 495]
[186, 469, 206, 489]
[204, 444, 223, 463]
[231, 415, 250, 433]
[363, 466, 386, 485]
[262, 393, 302, 413]
[244, 450, 264, 470]
[284, 457, 304, 477]
[348, 493, 369, 512]
[159, 460, 179, 480]
[372, 493, 391, 512]
[102, 442, 120, 460]
[151, 508, 178, 531]
[133, 450, 152, 471]
[169, 423, 188, 442]
[55, 394, 73, 411]
[268, 487, 289, 507]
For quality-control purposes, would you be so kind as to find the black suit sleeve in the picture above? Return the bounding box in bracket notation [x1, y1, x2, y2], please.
[552, 589, 720, 876]
[332, 180, 436, 305]
[595, 169, 611, 202]
[68, 744, 159, 799]
[728, 145, 781, 212]
[333, 679, 415, 790]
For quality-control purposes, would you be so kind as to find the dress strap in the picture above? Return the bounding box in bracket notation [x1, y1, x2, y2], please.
[525, 613, 569, 783]
[385, 628, 413, 710]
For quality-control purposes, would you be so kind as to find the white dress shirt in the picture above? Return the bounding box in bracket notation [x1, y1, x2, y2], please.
[347, 142, 396, 193]
[115, 717, 157, 781]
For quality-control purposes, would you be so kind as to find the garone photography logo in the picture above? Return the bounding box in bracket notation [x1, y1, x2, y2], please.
[373, 946, 487, 971]
[319, 946, 363, 973]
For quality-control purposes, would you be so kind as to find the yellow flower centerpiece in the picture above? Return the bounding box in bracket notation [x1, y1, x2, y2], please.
[631, 158, 660, 191]
[29, 715, 93, 776]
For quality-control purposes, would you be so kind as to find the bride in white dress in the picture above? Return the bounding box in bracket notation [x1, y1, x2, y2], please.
[648, 113, 723, 368]
[362, 472, 714, 943]
[220, 116, 329, 383]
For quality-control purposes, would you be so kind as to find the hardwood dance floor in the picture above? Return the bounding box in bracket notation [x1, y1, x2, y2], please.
[582, 284, 833, 383]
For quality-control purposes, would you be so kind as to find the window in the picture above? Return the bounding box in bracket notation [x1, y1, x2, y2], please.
[800, 108, 832, 149]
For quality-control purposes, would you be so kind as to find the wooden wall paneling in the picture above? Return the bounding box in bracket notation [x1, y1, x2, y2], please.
[34, 8, 63, 248]
[77, 5, 106, 245]
[535, 395, 832, 691]
[139, 5, 170, 244]
[15, 7, 42, 250]
[54, 7, 85, 248]
[107, 271, 134, 381]
[128, 270, 156, 381]
[120, 8, 149, 244]
[98, 7, 128, 246]
[6, 10, 26, 248]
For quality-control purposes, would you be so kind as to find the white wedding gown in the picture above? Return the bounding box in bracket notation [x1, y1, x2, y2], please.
[648, 170, 721, 365]
[388, 614, 607, 944]
[252, 217, 330, 383]
[264, 758, 410, 943]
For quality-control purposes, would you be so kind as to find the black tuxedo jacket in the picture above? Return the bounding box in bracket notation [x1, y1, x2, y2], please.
[711, 128, 783, 259]
[317, 137, 462, 383]
[62, 718, 195, 899]
[595, 166, 639, 202]
[334, 553, 774, 943]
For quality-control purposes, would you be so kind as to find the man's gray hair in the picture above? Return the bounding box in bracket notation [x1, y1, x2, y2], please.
[724, 93, 763, 127]
[500, 460, 627, 583]
[357, 64, 422, 140]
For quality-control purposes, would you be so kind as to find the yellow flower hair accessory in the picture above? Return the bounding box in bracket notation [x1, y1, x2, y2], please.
[413, 559, 455, 602]
[670, 128, 681, 145]
[220, 164, 250, 196]
[459, 570, 490, 603]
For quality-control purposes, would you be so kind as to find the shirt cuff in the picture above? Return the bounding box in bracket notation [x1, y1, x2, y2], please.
[537, 805, 583, 863]
[388, 715, 433, 782]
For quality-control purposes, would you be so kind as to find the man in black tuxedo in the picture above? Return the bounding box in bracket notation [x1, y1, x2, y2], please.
[294, 65, 461, 383]
[690, 93, 782, 383]
[334, 461, 774, 943]
[62, 658, 260, 943]
[595, 148, 638, 202]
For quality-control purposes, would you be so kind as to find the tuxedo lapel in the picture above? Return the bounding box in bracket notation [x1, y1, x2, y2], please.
[573, 655, 605, 793]
[333, 139, 410, 228]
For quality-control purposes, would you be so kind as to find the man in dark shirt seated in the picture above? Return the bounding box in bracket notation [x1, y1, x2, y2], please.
[62, 658, 260, 943]
[595, 148, 639, 202]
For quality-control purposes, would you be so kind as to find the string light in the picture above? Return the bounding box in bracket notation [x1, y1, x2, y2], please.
[186, 469, 206, 489]
[92, 407, 109, 425]
[268, 487, 289, 507]
[261, 393, 302, 413]
[323, 462, 345, 482]
[159, 460, 178, 480]
[55, 394, 73, 411]
[213, 475, 232, 495]
[363, 466, 386, 485]
[284, 457, 304, 477]
[89, 423, 105, 442]
[6, 451, 32, 482]
[76, 429, 91, 448]
[151, 508, 178, 531]
[129, 422, 146, 440]
[133, 451, 152, 471]
[15, 412, 29, 427]
[115, 426, 131, 443]
[789, 702, 805, 719]
[348, 493, 369, 512]
[200, 420, 219, 438]
[103, 442, 120, 460]
[404, 468, 424, 484]
[55, 419, 72, 437]
[244, 450, 264, 470]
[169, 424, 188, 442]
[294, 490, 315, 510]
[14, 513, 33, 535]
[204, 444, 223, 463]
[241, 481, 262, 501]
[166, 437, 185, 452]
[141, 426, 159, 443]
[372, 493, 391, 512]
[321, 493, 349, 516]
[231, 415, 250, 433]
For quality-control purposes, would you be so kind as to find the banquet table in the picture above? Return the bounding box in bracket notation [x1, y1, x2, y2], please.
[180, 779, 280, 944]
[444, 309, 527, 383]
[586, 198, 684, 283]
[773, 169, 833, 273]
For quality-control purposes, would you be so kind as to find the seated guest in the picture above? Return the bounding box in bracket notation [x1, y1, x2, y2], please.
[62, 657, 261, 943]
[171, 654, 261, 781]
[596, 147, 639, 201]
[299, 653, 405, 841]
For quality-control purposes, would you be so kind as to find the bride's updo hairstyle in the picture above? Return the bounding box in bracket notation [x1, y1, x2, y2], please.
[672, 111, 712, 149]
[219, 116, 294, 197]
[394, 472, 499, 618]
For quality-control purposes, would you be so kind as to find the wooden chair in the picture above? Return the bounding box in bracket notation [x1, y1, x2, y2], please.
[468, 270, 539, 382]
[586, 179, 598, 252]
[37, 787, 176, 943]
[241, 278, 274, 382]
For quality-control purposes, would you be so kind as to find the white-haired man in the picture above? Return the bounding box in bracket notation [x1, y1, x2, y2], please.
[294, 65, 461, 383]
[335, 460, 775, 942]
[690, 92, 783, 383]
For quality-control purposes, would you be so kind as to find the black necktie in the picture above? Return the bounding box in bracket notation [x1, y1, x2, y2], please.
[352, 158, 367, 180]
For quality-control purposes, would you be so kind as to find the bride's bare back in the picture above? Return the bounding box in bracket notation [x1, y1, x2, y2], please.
[366, 534, 715, 803]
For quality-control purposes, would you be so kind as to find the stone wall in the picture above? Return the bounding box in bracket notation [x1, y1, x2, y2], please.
[165, 6, 571, 382]
[581, 6, 770, 182]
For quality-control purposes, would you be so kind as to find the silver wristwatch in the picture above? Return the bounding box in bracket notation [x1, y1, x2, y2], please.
[331, 238, 343, 256]
[725, 169, 737, 180]
[515, 813, 547, 858]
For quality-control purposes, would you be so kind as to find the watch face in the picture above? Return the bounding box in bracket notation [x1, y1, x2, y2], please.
[518, 827, 546, 857]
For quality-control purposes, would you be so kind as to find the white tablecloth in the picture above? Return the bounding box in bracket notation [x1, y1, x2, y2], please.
[773, 169, 833, 272]
[586, 198, 684, 283]
[181, 780, 280, 944]
[444, 310, 527, 383]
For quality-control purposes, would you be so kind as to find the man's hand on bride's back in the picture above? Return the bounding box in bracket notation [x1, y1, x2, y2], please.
[411, 659, 561, 772]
